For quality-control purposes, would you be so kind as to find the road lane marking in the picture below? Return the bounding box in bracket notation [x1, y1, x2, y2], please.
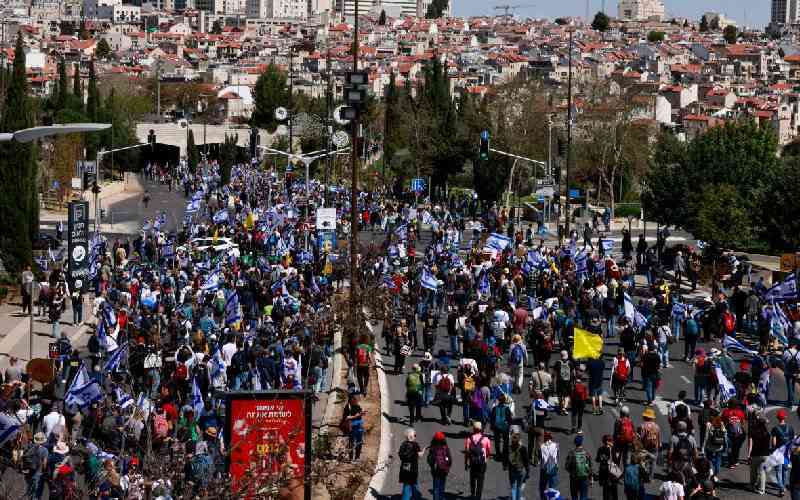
[654, 397, 671, 416]
[680, 376, 691, 384]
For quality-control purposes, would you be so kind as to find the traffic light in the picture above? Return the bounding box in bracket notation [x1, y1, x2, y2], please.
[479, 130, 489, 161]
[148, 129, 156, 151]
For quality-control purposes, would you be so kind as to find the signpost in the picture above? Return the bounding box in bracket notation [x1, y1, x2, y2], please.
[315, 207, 337, 230]
[411, 178, 426, 193]
[67, 201, 89, 294]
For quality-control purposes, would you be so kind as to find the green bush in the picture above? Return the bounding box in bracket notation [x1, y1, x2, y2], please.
[615, 204, 641, 219]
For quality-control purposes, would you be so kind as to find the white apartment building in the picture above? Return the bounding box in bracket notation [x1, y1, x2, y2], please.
[618, 0, 665, 21]
[771, 0, 800, 25]
[245, 0, 306, 18]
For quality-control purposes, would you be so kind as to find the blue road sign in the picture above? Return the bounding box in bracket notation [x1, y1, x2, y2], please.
[480, 130, 489, 140]
[569, 189, 580, 199]
[411, 178, 426, 193]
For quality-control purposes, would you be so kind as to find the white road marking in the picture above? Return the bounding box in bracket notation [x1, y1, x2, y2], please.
[654, 396, 671, 416]
[680, 376, 692, 384]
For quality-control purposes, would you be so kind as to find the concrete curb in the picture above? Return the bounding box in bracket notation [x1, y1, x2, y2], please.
[364, 320, 392, 500]
[320, 324, 344, 435]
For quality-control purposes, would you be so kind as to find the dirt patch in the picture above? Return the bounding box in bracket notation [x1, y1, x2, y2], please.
[313, 352, 381, 500]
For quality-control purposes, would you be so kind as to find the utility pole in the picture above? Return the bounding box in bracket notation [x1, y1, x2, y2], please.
[325, 47, 333, 206]
[350, 0, 360, 336]
[288, 44, 294, 161]
[155, 59, 161, 120]
[565, 27, 574, 237]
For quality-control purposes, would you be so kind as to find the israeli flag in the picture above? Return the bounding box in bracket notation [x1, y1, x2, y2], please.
[271, 279, 284, 295]
[388, 245, 399, 258]
[65, 364, 104, 409]
[723, 335, 758, 356]
[527, 250, 545, 269]
[201, 270, 221, 291]
[763, 436, 800, 471]
[310, 275, 320, 295]
[672, 302, 687, 318]
[634, 311, 649, 331]
[601, 239, 614, 252]
[225, 290, 241, 325]
[191, 377, 205, 415]
[161, 243, 175, 259]
[624, 293, 636, 322]
[213, 209, 229, 224]
[101, 301, 117, 328]
[771, 301, 791, 346]
[211, 348, 225, 379]
[594, 259, 605, 276]
[478, 272, 490, 296]
[34, 255, 48, 271]
[104, 342, 128, 372]
[575, 251, 588, 274]
[395, 224, 407, 240]
[763, 274, 798, 302]
[485, 233, 512, 252]
[543, 488, 562, 500]
[115, 387, 134, 409]
[758, 367, 771, 401]
[136, 393, 153, 419]
[713, 363, 737, 402]
[154, 212, 166, 229]
[534, 398, 554, 412]
[0, 413, 21, 446]
[420, 269, 439, 291]
[186, 199, 201, 214]
[561, 238, 577, 258]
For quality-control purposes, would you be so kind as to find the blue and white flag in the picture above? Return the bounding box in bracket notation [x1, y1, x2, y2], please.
[115, 387, 134, 409]
[154, 212, 167, 230]
[601, 239, 614, 252]
[534, 398, 554, 412]
[34, 255, 48, 271]
[213, 209, 229, 224]
[713, 363, 737, 402]
[485, 233, 512, 253]
[271, 279, 284, 295]
[186, 199, 201, 214]
[771, 301, 791, 346]
[394, 224, 407, 240]
[65, 364, 104, 409]
[763, 274, 798, 302]
[0, 413, 21, 446]
[161, 243, 175, 259]
[420, 269, 439, 291]
[723, 335, 758, 356]
[594, 259, 605, 276]
[201, 270, 221, 291]
[310, 275, 320, 295]
[478, 272, 490, 296]
[136, 393, 153, 419]
[191, 377, 205, 416]
[211, 348, 225, 379]
[763, 436, 800, 471]
[672, 302, 687, 318]
[527, 250, 545, 269]
[634, 311, 649, 331]
[575, 251, 587, 274]
[49, 247, 65, 262]
[104, 342, 128, 372]
[101, 301, 117, 328]
[225, 290, 241, 325]
[758, 367, 771, 402]
[623, 293, 635, 322]
[543, 488, 562, 500]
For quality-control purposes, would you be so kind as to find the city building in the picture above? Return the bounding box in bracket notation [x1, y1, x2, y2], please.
[771, 0, 800, 25]
[617, 0, 665, 21]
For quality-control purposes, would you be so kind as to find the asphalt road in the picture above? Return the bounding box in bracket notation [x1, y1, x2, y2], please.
[369, 226, 795, 500]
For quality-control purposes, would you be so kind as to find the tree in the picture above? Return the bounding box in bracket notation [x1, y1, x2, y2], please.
[762, 158, 800, 251]
[219, 134, 238, 185]
[591, 11, 610, 32]
[73, 62, 82, 112]
[641, 131, 690, 228]
[95, 37, 112, 59]
[86, 59, 99, 121]
[187, 129, 199, 173]
[554, 18, 569, 25]
[79, 19, 90, 40]
[709, 16, 720, 31]
[647, 31, 665, 43]
[378, 9, 386, 25]
[693, 183, 753, 250]
[383, 71, 404, 177]
[57, 58, 68, 109]
[250, 64, 288, 133]
[723, 25, 738, 44]
[425, 0, 448, 18]
[0, 34, 37, 271]
[699, 15, 709, 32]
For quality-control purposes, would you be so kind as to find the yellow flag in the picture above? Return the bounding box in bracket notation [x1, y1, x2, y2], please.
[573, 327, 603, 359]
[244, 212, 254, 230]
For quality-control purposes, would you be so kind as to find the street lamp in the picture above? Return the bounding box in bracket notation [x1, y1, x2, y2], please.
[0, 123, 111, 143]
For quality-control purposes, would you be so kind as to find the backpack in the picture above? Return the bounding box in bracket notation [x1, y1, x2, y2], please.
[775, 425, 795, 447]
[493, 405, 510, 431]
[686, 318, 699, 337]
[406, 372, 422, 395]
[463, 374, 476, 393]
[190, 454, 213, 486]
[470, 390, 484, 409]
[617, 418, 635, 445]
[723, 312, 735, 334]
[674, 436, 693, 463]
[468, 436, 487, 466]
[573, 450, 590, 479]
[509, 446, 524, 472]
[543, 451, 558, 476]
[614, 360, 629, 381]
[559, 360, 572, 382]
[788, 351, 800, 376]
[437, 375, 453, 394]
[356, 347, 370, 367]
[509, 344, 524, 366]
[432, 446, 451, 474]
[623, 463, 640, 491]
[641, 423, 660, 451]
[709, 427, 726, 449]
[727, 414, 743, 436]
[175, 363, 188, 381]
[153, 413, 169, 438]
[22, 444, 42, 471]
[572, 382, 588, 402]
